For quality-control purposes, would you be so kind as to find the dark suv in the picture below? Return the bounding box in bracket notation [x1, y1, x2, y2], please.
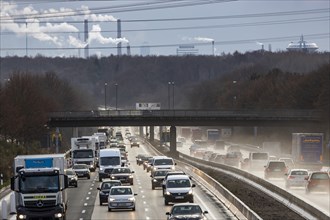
[264, 161, 288, 179]
[97, 180, 121, 205]
[110, 167, 134, 185]
[150, 169, 171, 190]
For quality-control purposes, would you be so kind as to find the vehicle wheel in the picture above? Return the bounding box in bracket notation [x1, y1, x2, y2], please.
[87, 175, 90, 179]
[75, 184, 78, 188]
[152, 185, 155, 190]
[132, 207, 135, 211]
[130, 181, 133, 185]
[99, 177, 102, 182]
[99, 200, 102, 206]
[164, 200, 169, 206]
[108, 207, 112, 212]
[190, 199, 194, 203]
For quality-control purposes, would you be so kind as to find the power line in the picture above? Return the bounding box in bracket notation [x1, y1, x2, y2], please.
[1, 16, 328, 35]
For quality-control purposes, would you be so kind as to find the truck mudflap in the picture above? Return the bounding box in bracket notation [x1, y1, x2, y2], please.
[16, 204, 66, 220]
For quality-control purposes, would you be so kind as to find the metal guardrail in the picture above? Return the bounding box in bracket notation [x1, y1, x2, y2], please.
[179, 153, 329, 220]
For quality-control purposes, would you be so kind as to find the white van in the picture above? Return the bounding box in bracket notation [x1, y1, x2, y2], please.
[98, 149, 122, 182]
[247, 152, 269, 171]
[151, 156, 176, 173]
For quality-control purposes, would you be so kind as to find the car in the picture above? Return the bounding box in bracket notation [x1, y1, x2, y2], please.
[150, 156, 176, 174]
[144, 157, 154, 172]
[279, 157, 295, 170]
[202, 150, 213, 161]
[162, 170, 188, 196]
[264, 161, 288, 180]
[305, 171, 330, 194]
[150, 169, 171, 190]
[163, 175, 196, 205]
[131, 137, 140, 147]
[166, 203, 208, 220]
[285, 169, 309, 189]
[65, 169, 78, 187]
[110, 167, 134, 185]
[223, 152, 241, 167]
[136, 154, 149, 165]
[97, 180, 122, 205]
[320, 166, 330, 176]
[108, 186, 137, 211]
[72, 164, 91, 179]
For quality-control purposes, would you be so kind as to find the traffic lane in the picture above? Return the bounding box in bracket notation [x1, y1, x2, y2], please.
[132, 141, 236, 220]
[66, 171, 98, 220]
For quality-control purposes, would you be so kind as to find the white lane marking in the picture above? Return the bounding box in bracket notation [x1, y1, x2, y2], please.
[89, 188, 93, 190]
[91, 184, 94, 187]
[143, 201, 147, 205]
[79, 218, 83, 220]
[194, 191, 217, 220]
[86, 197, 89, 200]
[88, 192, 91, 195]
[145, 208, 149, 212]
[146, 217, 150, 220]
[84, 203, 88, 206]
[142, 195, 145, 198]
[81, 210, 86, 214]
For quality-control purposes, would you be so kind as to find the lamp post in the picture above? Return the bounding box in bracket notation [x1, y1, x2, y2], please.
[232, 80, 237, 108]
[115, 83, 118, 110]
[168, 82, 171, 109]
[172, 82, 175, 109]
[104, 82, 107, 110]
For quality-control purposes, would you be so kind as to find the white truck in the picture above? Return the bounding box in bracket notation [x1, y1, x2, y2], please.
[98, 149, 122, 182]
[93, 132, 108, 149]
[71, 137, 97, 171]
[11, 154, 68, 220]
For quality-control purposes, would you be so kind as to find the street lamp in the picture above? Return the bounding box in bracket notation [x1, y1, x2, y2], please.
[172, 82, 175, 109]
[104, 82, 107, 110]
[168, 82, 171, 109]
[232, 80, 237, 108]
[115, 83, 118, 110]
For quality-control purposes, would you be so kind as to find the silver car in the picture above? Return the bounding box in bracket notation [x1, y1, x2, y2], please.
[108, 186, 137, 211]
[285, 169, 309, 189]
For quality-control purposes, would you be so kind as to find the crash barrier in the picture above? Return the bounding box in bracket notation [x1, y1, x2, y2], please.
[144, 140, 261, 220]
[179, 153, 330, 220]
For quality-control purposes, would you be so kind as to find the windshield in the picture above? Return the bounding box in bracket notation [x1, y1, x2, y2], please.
[73, 149, 93, 158]
[110, 187, 132, 195]
[112, 168, 131, 174]
[291, 170, 308, 175]
[154, 170, 169, 176]
[311, 173, 329, 180]
[101, 182, 121, 190]
[73, 164, 88, 169]
[252, 153, 268, 160]
[100, 156, 120, 166]
[154, 159, 173, 166]
[66, 170, 76, 175]
[20, 175, 59, 193]
[172, 205, 202, 215]
[167, 179, 191, 188]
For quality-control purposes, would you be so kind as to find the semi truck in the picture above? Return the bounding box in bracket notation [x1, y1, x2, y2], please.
[292, 133, 323, 163]
[180, 127, 191, 139]
[71, 137, 97, 171]
[11, 154, 68, 220]
[206, 129, 220, 143]
[191, 128, 203, 141]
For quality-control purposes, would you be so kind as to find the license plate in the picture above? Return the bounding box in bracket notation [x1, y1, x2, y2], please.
[175, 196, 184, 199]
[77, 174, 84, 176]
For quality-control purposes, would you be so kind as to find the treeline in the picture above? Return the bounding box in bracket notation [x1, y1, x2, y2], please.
[1, 51, 329, 109]
[0, 71, 86, 144]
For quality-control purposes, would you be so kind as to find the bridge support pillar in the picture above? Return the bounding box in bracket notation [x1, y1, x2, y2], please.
[72, 127, 79, 137]
[150, 126, 154, 142]
[170, 126, 178, 158]
[139, 126, 143, 137]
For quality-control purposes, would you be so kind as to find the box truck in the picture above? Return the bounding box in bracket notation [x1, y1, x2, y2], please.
[11, 154, 68, 220]
[71, 137, 97, 171]
[292, 133, 323, 163]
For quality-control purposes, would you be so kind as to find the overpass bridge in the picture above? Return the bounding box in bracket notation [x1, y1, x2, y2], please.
[47, 109, 323, 127]
[47, 109, 326, 157]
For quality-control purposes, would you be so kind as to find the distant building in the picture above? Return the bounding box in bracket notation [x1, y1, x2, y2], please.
[286, 35, 318, 52]
[140, 42, 150, 56]
[177, 45, 199, 56]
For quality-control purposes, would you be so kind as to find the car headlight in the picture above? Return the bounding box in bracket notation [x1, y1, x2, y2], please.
[128, 197, 135, 201]
[109, 197, 115, 202]
[165, 191, 171, 195]
[100, 167, 104, 171]
[111, 176, 115, 179]
[171, 166, 175, 170]
[153, 167, 157, 171]
[129, 175, 133, 178]
[153, 179, 158, 182]
[188, 189, 193, 194]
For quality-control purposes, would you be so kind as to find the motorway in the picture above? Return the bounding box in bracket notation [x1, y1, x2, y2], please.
[65, 140, 237, 220]
[176, 141, 330, 216]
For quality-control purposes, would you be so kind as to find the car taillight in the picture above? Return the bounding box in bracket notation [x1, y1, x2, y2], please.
[288, 176, 295, 179]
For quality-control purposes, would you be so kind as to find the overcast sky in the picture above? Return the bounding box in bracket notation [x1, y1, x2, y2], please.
[0, 0, 329, 57]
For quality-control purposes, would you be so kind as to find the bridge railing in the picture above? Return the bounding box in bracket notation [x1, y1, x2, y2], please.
[48, 109, 322, 119]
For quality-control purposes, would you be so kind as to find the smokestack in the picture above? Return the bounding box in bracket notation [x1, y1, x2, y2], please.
[268, 44, 272, 52]
[117, 19, 122, 56]
[84, 19, 89, 58]
[127, 43, 131, 56]
[261, 44, 264, 51]
[212, 40, 215, 56]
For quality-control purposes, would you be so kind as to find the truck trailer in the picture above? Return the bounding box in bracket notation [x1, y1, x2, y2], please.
[11, 154, 68, 220]
[292, 133, 323, 163]
[71, 137, 97, 171]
